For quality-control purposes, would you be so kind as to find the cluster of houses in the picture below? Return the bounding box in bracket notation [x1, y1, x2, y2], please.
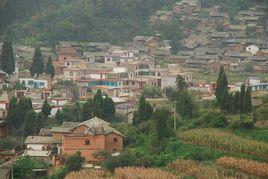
[150, 0, 268, 73]
[0, 0, 268, 172]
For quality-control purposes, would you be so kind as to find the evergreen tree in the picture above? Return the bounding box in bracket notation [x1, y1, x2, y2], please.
[154, 108, 173, 141]
[73, 101, 81, 121]
[215, 66, 228, 102]
[92, 89, 104, 118]
[133, 95, 153, 125]
[45, 55, 55, 78]
[0, 41, 15, 74]
[55, 109, 63, 125]
[175, 90, 196, 119]
[227, 92, 234, 114]
[103, 94, 116, 119]
[6, 96, 17, 134]
[175, 74, 187, 90]
[82, 101, 92, 121]
[220, 87, 229, 112]
[233, 91, 240, 114]
[24, 110, 40, 136]
[41, 99, 51, 117]
[244, 87, 252, 113]
[30, 47, 44, 76]
[16, 97, 33, 128]
[239, 84, 246, 113]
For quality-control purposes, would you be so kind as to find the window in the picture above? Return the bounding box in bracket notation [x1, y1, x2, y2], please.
[70, 71, 73, 76]
[113, 148, 117, 152]
[28, 81, 34, 85]
[113, 138, 118, 142]
[85, 140, 90, 145]
[39, 82, 44, 86]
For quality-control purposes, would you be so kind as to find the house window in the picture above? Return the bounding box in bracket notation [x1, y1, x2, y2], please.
[28, 81, 34, 85]
[70, 72, 73, 76]
[113, 148, 117, 152]
[113, 138, 118, 142]
[39, 82, 44, 86]
[85, 140, 90, 145]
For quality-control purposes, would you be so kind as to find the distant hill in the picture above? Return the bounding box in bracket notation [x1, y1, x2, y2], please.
[0, 0, 175, 45]
[0, 0, 267, 46]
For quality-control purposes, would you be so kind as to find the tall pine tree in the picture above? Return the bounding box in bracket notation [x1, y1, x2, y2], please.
[239, 84, 246, 114]
[82, 101, 92, 121]
[215, 66, 228, 103]
[92, 89, 104, 118]
[133, 95, 153, 125]
[244, 87, 252, 113]
[30, 47, 44, 77]
[233, 91, 240, 114]
[42, 99, 51, 117]
[0, 41, 15, 74]
[6, 96, 17, 134]
[45, 55, 55, 78]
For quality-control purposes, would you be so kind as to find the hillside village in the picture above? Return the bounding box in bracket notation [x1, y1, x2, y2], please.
[0, 0, 268, 178]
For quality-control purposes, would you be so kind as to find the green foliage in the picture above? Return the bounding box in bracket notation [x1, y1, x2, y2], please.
[0, 41, 15, 74]
[133, 95, 153, 125]
[0, 136, 21, 150]
[13, 156, 46, 179]
[165, 87, 176, 101]
[1, 0, 176, 45]
[42, 99, 51, 117]
[175, 74, 187, 90]
[195, 111, 227, 128]
[55, 109, 63, 125]
[49, 167, 68, 179]
[81, 101, 93, 121]
[215, 66, 228, 103]
[65, 151, 85, 172]
[154, 108, 174, 141]
[92, 89, 105, 118]
[30, 47, 44, 76]
[24, 110, 41, 136]
[6, 96, 17, 133]
[175, 90, 197, 119]
[103, 94, 116, 119]
[45, 55, 55, 78]
[142, 85, 162, 98]
[232, 115, 254, 130]
[244, 87, 252, 114]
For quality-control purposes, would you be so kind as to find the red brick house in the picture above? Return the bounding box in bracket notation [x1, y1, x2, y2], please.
[54, 117, 123, 161]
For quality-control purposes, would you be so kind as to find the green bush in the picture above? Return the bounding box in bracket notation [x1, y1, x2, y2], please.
[49, 167, 68, 179]
[232, 115, 254, 129]
[195, 111, 227, 128]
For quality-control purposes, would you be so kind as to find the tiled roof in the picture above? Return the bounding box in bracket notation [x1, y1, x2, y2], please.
[78, 117, 124, 136]
[23, 150, 51, 157]
[25, 136, 61, 144]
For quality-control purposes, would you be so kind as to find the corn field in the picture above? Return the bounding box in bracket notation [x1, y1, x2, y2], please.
[65, 170, 113, 179]
[115, 167, 179, 179]
[179, 128, 268, 158]
[217, 156, 268, 177]
[167, 159, 254, 179]
[65, 167, 179, 179]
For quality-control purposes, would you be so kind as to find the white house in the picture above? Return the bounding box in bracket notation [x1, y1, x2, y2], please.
[246, 45, 259, 54]
[19, 77, 49, 89]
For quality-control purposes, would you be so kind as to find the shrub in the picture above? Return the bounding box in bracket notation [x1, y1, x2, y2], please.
[195, 111, 227, 128]
[65, 152, 85, 172]
[49, 167, 68, 179]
